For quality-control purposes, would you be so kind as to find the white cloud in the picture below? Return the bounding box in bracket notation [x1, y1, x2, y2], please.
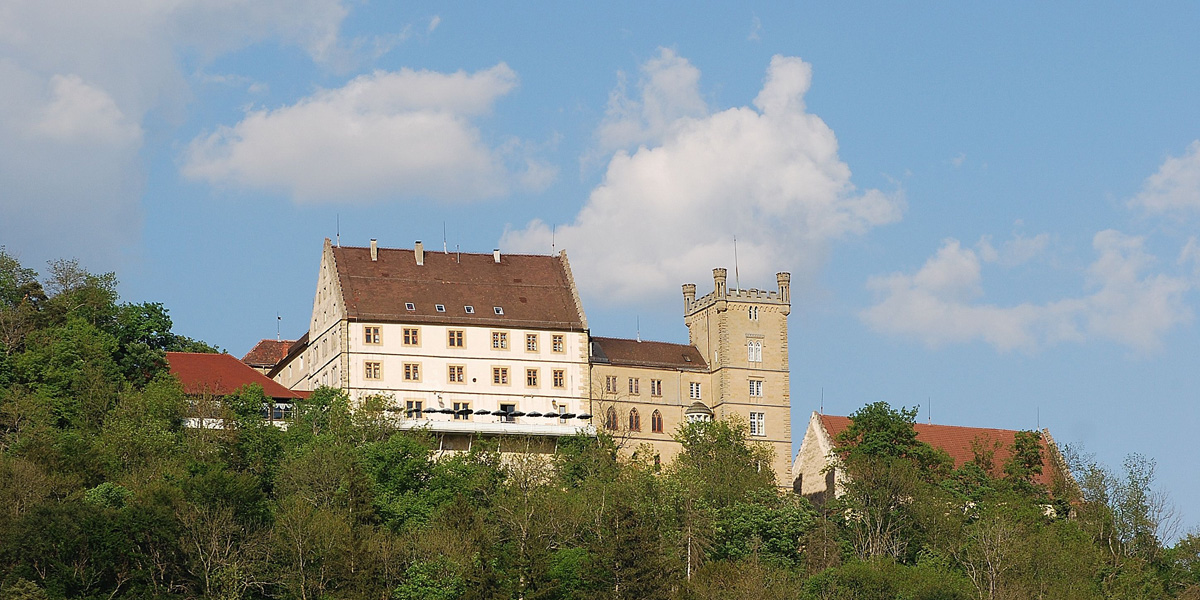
[183, 64, 538, 202]
[1129, 140, 1200, 215]
[594, 48, 708, 154]
[30, 74, 142, 144]
[976, 232, 1049, 267]
[862, 231, 1192, 352]
[504, 53, 903, 303]
[428, 16, 442, 33]
[951, 153, 966, 168]
[0, 0, 352, 265]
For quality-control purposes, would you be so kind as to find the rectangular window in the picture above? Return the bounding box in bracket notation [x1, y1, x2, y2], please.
[526, 368, 538, 387]
[552, 369, 565, 389]
[453, 401, 470, 420]
[464, 305, 475, 314]
[558, 405, 568, 422]
[435, 304, 446, 312]
[493, 367, 509, 385]
[689, 382, 702, 400]
[525, 333, 538, 352]
[403, 362, 421, 382]
[749, 412, 766, 436]
[650, 379, 663, 397]
[448, 330, 464, 348]
[448, 365, 465, 383]
[628, 377, 639, 395]
[605, 375, 618, 394]
[403, 327, 420, 346]
[749, 379, 763, 397]
[364, 361, 382, 380]
[552, 334, 565, 353]
[363, 326, 381, 345]
[500, 403, 516, 422]
[405, 400, 423, 417]
[492, 331, 508, 349]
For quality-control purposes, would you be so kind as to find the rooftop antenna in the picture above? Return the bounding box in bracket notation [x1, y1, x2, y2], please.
[820, 387, 824, 415]
[335, 214, 340, 247]
[443, 222, 448, 254]
[928, 396, 931, 424]
[276, 313, 281, 341]
[636, 316, 641, 342]
[456, 244, 460, 264]
[733, 236, 741, 291]
[551, 224, 556, 252]
[1037, 406, 1040, 429]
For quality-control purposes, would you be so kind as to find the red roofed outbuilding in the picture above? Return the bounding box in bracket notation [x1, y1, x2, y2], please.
[167, 351, 306, 402]
[791, 411, 1068, 504]
[241, 339, 294, 373]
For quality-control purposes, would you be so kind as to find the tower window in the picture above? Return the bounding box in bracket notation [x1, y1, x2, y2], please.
[749, 306, 759, 320]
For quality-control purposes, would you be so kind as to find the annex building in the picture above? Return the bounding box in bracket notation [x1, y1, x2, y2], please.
[255, 238, 795, 485]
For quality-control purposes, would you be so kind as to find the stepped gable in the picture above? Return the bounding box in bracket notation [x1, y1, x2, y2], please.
[167, 352, 304, 400]
[820, 414, 1059, 488]
[332, 245, 586, 330]
[241, 339, 293, 369]
[590, 336, 707, 370]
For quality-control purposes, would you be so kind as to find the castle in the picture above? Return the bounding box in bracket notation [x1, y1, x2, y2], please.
[257, 238, 793, 485]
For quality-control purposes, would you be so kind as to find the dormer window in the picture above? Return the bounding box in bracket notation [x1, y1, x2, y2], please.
[464, 305, 475, 314]
[494, 306, 504, 315]
[405, 302, 415, 311]
[435, 304, 446, 312]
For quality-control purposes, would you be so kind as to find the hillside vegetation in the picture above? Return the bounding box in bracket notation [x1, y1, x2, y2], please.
[1, 249, 1198, 600]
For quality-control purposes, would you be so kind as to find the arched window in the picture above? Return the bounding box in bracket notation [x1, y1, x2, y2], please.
[651, 410, 663, 433]
[747, 340, 762, 363]
[629, 408, 641, 432]
[604, 406, 618, 431]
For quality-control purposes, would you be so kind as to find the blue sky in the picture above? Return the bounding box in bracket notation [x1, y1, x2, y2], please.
[2, 2, 1198, 534]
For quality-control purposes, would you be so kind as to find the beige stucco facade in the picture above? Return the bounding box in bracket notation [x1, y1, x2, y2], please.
[270, 240, 793, 478]
[591, 268, 794, 487]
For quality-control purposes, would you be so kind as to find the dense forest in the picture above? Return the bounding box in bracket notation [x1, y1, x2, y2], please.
[1, 247, 1198, 600]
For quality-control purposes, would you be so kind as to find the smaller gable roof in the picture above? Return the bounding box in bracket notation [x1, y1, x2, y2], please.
[590, 337, 708, 370]
[241, 339, 293, 369]
[819, 414, 1060, 488]
[167, 352, 302, 400]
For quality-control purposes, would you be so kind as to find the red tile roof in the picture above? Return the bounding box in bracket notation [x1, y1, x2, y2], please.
[591, 336, 708, 370]
[167, 352, 303, 400]
[332, 245, 586, 330]
[241, 339, 293, 368]
[819, 414, 1059, 488]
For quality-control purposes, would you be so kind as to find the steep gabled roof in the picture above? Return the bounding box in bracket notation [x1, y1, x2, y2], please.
[241, 339, 293, 369]
[167, 352, 303, 400]
[331, 245, 587, 330]
[590, 336, 708, 370]
[819, 414, 1060, 488]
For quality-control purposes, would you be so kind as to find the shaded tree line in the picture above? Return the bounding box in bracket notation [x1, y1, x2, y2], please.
[1, 248, 1198, 600]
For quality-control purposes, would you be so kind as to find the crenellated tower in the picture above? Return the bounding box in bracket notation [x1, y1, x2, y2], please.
[682, 268, 792, 484]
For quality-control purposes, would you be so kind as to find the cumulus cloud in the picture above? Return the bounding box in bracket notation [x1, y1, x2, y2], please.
[0, 0, 351, 265]
[182, 64, 542, 202]
[593, 49, 708, 154]
[976, 232, 1049, 267]
[504, 52, 903, 303]
[862, 231, 1192, 352]
[1129, 140, 1200, 215]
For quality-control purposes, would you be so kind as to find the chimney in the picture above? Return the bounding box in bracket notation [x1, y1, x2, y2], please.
[370, 239, 378, 261]
[682, 283, 696, 311]
[415, 241, 424, 266]
[776, 272, 791, 304]
[493, 249, 501, 263]
[713, 268, 727, 297]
